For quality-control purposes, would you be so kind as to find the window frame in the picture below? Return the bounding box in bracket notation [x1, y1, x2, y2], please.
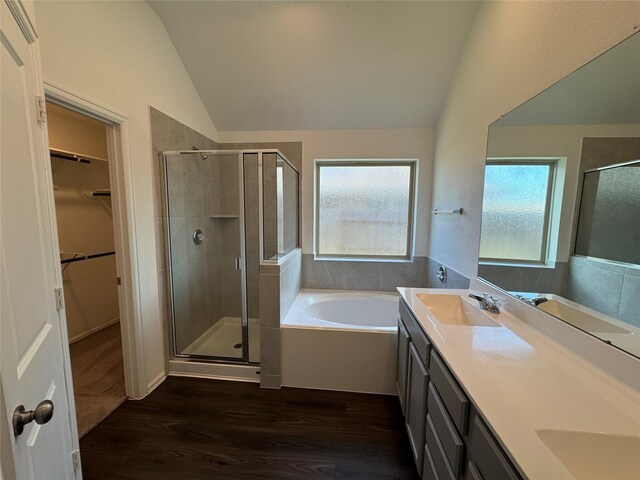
[313, 159, 417, 261]
[479, 158, 557, 265]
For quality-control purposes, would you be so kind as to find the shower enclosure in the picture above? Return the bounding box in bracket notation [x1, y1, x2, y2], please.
[161, 150, 298, 364]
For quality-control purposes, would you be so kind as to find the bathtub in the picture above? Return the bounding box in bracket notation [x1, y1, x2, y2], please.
[281, 289, 399, 394]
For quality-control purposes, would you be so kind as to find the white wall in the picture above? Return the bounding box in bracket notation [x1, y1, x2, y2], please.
[34, 0, 219, 393]
[220, 129, 434, 256]
[429, 1, 640, 279]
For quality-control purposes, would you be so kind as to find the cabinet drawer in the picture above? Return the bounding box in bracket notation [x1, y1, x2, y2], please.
[429, 350, 469, 434]
[427, 383, 464, 477]
[425, 414, 456, 480]
[422, 442, 440, 480]
[400, 300, 431, 367]
[469, 415, 520, 480]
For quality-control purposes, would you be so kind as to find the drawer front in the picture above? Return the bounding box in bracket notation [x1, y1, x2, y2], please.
[429, 350, 469, 434]
[397, 318, 411, 415]
[469, 415, 520, 480]
[406, 342, 430, 474]
[427, 383, 464, 477]
[422, 443, 440, 480]
[400, 300, 431, 366]
[425, 414, 456, 480]
[467, 462, 484, 480]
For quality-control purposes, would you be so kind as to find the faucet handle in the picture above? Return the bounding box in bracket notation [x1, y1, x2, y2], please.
[468, 291, 486, 302]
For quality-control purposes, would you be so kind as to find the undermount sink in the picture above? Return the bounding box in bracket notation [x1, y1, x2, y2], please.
[538, 300, 631, 334]
[537, 429, 640, 479]
[416, 294, 500, 327]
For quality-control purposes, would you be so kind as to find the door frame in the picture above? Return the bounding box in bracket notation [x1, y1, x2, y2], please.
[42, 81, 146, 404]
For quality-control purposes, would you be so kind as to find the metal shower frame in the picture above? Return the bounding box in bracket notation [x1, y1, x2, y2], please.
[160, 149, 298, 365]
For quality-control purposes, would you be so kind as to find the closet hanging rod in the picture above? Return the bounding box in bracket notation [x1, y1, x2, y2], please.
[60, 251, 115, 265]
[50, 151, 90, 164]
[49, 148, 108, 164]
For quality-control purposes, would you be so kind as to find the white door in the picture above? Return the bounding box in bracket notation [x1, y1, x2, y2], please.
[1, 1, 78, 479]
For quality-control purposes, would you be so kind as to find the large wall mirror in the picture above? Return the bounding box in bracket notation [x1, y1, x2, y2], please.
[478, 31, 640, 359]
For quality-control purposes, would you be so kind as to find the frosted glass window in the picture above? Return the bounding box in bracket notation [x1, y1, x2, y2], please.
[315, 162, 415, 258]
[480, 162, 554, 263]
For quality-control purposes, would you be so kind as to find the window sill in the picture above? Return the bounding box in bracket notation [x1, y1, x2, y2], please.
[479, 261, 557, 269]
[313, 255, 414, 264]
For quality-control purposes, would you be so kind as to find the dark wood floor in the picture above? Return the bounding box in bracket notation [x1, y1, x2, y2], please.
[80, 376, 420, 480]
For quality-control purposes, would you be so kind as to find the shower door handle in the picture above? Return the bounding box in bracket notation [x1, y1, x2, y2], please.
[234, 258, 242, 270]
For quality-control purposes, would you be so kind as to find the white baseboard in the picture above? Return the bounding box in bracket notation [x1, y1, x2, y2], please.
[69, 317, 120, 344]
[145, 371, 166, 397]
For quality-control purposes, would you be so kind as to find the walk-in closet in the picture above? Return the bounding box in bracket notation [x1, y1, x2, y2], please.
[46, 102, 125, 437]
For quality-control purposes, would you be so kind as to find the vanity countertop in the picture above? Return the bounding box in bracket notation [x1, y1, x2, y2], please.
[398, 287, 640, 480]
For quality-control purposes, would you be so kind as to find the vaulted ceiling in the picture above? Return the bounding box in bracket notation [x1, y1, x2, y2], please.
[148, 1, 479, 131]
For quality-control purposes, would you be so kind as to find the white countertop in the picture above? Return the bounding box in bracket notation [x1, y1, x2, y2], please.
[398, 287, 640, 480]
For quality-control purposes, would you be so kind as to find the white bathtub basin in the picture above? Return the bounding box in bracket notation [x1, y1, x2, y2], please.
[417, 294, 500, 327]
[304, 295, 398, 328]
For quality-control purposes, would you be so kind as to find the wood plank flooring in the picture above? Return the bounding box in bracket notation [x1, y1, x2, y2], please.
[80, 376, 420, 480]
[70, 322, 126, 437]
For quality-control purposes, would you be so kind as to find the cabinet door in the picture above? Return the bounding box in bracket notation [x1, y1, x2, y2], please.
[397, 318, 411, 415]
[405, 342, 429, 473]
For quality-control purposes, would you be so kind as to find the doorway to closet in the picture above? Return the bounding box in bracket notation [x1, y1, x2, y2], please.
[46, 102, 126, 437]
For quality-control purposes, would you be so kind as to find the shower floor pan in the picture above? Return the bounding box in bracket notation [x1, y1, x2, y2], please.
[182, 316, 260, 362]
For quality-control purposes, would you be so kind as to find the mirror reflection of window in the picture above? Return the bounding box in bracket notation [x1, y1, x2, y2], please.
[479, 160, 556, 264]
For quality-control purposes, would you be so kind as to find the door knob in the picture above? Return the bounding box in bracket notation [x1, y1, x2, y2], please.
[13, 400, 54, 436]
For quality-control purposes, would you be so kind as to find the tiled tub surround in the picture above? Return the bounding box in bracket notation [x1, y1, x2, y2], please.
[301, 255, 470, 291]
[399, 287, 640, 479]
[477, 262, 568, 296]
[565, 255, 640, 328]
[425, 257, 471, 289]
[259, 248, 302, 389]
[302, 254, 427, 291]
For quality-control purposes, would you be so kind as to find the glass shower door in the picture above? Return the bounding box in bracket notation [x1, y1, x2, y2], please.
[164, 152, 246, 361]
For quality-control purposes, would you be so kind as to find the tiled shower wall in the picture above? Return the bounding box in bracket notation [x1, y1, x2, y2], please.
[259, 248, 302, 389]
[151, 108, 303, 381]
[566, 256, 640, 328]
[563, 136, 640, 327]
[151, 107, 218, 366]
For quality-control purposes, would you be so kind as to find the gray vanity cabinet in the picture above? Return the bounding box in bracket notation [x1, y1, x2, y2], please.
[406, 342, 430, 472]
[468, 415, 520, 480]
[397, 299, 522, 480]
[397, 319, 410, 415]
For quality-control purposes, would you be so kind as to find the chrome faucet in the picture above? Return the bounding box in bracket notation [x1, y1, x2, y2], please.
[515, 294, 549, 307]
[468, 292, 501, 314]
[526, 297, 548, 307]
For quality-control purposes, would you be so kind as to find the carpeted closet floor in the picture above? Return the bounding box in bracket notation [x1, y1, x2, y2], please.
[69, 322, 126, 438]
